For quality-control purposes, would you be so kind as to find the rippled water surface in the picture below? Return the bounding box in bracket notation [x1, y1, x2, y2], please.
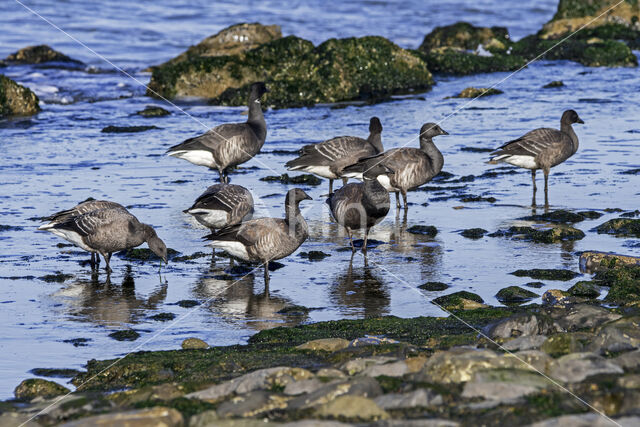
[1, 0, 639, 398]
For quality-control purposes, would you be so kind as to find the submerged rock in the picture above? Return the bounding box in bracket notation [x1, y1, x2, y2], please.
[406, 225, 438, 237]
[595, 218, 640, 237]
[260, 173, 322, 186]
[520, 209, 586, 223]
[148, 32, 433, 108]
[4, 45, 83, 65]
[489, 225, 585, 243]
[567, 281, 600, 298]
[298, 251, 331, 261]
[14, 378, 70, 400]
[101, 125, 160, 133]
[450, 87, 503, 98]
[136, 105, 170, 117]
[432, 291, 486, 311]
[579, 251, 640, 272]
[460, 228, 488, 239]
[0, 75, 40, 117]
[496, 286, 539, 304]
[108, 330, 140, 341]
[418, 281, 449, 291]
[543, 80, 565, 88]
[182, 338, 209, 349]
[511, 269, 580, 281]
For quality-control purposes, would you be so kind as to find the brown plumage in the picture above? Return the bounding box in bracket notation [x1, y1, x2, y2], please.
[205, 188, 312, 284]
[286, 117, 384, 193]
[167, 82, 269, 183]
[40, 207, 167, 273]
[184, 184, 254, 230]
[342, 123, 448, 211]
[489, 109, 584, 207]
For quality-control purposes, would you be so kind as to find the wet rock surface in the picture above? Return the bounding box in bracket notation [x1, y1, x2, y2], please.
[4, 45, 83, 65]
[14, 378, 69, 401]
[489, 225, 585, 243]
[0, 75, 40, 117]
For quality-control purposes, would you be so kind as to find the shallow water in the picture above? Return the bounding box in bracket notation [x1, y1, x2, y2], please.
[1, 0, 639, 398]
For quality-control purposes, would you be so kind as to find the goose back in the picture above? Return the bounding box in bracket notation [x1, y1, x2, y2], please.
[40, 200, 125, 227]
[328, 180, 390, 230]
[185, 184, 254, 229]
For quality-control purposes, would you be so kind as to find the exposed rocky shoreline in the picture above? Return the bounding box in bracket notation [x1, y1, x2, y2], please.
[3, 249, 640, 426]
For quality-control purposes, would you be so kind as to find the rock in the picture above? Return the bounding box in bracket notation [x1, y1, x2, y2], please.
[541, 332, 594, 356]
[419, 348, 498, 384]
[287, 376, 382, 410]
[527, 413, 640, 427]
[316, 368, 346, 379]
[277, 305, 311, 316]
[550, 352, 623, 383]
[4, 45, 82, 64]
[567, 281, 600, 298]
[0, 75, 40, 116]
[187, 367, 313, 402]
[450, 87, 503, 98]
[284, 378, 337, 396]
[181, 337, 209, 349]
[420, 48, 526, 75]
[0, 413, 40, 427]
[150, 312, 176, 322]
[372, 421, 459, 427]
[14, 378, 70, 400]
[297, 338, 350, 352]
[617, 374, 640, 388]
[418, 281, 449, 291]
[406, 225, 438, 236]
[520, 209, 584, 223]
[612, 349, 640, 370]
[460, 228, 488, 239]
[148, 34, 433, 108]
[589, 316, 640, 354]
[551, 304, 621, 332]
[136, 106, 170, 117]
[580, 251, 640, 273]
[59, 407, 183, 426]
[489, 225, 585, 243]
[495, 286, 539, 304]
[299, 251, 331, 261]
[541, 289, 572, 307]
[543, 80, 564, 88]
[110, 383, 185, 406]
[484, 313, 554, 339]
[260, 173, 323, 186]
[595, 218, 640, 237]
[502, 335, 548, 351]
[341, 357, 397, 376]
[511, 269, 579, 281]
[315, 395, 389, 421]
[525, 281, 545, 288]
[419, 22, 510, 51]
[462, 380, 540, 401]
[361, 358, 423, 378]
[101, 125, 160, 133]
[216, 390, 290, 418]
[432, 291, 486, 311]
[374, 389, 442, 409]
[349, 335, 400, 347]
[108, 330, 140, 341]
[599, 265, 640, 305]
[158, 23, 282, 68]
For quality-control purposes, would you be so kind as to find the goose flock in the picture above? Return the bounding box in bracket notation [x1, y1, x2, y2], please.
[39, 81, 585, 282]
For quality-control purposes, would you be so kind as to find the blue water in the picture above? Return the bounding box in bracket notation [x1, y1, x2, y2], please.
[0, 0, 639, 399]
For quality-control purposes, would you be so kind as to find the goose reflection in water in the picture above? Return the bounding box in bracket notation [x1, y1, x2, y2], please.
[193, 266, 309, 330]
[330, 256, 390, 318]
[52, 266, 167, 326]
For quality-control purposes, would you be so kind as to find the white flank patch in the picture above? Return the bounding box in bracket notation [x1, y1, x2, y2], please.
[341, 171, 363, 180]
[503, 155, 537, 169]
[301, 165, 335, 179]
[187, 209, 228, 229]
[376, 174, 396, 191]
[167, 150, 216, 168]
[38, 223, 54, 230]
[48, 228, 93, 252]
[208, 241, 251, 261]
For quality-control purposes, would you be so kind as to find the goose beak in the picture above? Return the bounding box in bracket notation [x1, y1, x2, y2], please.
[440, 129, 449, 135]
[576, 117, 584, 124]
[303, 194, 313, 201]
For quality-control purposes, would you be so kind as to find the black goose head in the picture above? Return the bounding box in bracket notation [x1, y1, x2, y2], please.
[368, 117, 384, 153]
[249, 82, 269, 102]
[285, 188, 313, 206]
[145, 227, 168, 264]
[369, 117, 383, 134]
[419, 122, 449, 140]
[363, 160, 394, 180]
[562, 109, 584, 125]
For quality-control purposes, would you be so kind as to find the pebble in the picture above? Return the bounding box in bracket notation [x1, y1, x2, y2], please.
[181, 337, 209, 349]
[315, 395, 389, 421]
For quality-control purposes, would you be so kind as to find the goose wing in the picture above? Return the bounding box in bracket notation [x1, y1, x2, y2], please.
[286, 136, 373, 170]
[492, 128, 571, 157]
[54, 208, 135, 237]
[327, 183, 364, 225]
[42, 200, 125, 224]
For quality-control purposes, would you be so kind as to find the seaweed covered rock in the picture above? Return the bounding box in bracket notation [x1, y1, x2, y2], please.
[595, 218, 640, 237]
[568, 281, 601, 298]
[417, 22, 527, 74]
[579, 251, 640, 272]
[594, 265, 640, 305]
[489, 225, 585, 243]
[496, 286, 539, 304]
[450, 87, 503, 98]
[14, 378, 70, 401]
[0, 75, 40, 117]
[520, 209, 587, 223]
[148, 33, 433, 108]
[158, 23, 282, 68]
[4, 44, 83, 65]
[432, 291, 486, 311]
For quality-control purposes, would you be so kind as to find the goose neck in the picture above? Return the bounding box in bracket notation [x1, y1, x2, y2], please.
[561, 122, 579, 153]
[420, 138, 444, 173]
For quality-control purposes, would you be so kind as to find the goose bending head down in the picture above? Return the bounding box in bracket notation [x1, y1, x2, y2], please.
[489, 109, 584, 207]
[166, 82, 269, 183]
[205, 188, 312, 284]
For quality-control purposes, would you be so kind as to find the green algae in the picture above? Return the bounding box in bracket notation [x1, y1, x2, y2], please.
[489, 225, 585, 243]
[39, 271, 74, 283]
[136, 106, 170, 117]
[511, 269, 579, 281]
[595, 218, 640, 237]
[594, 265, 640, 304]
[418, 281, 450, 291]
[149, 312, 177, 322]
[14, 378, 70, 401]
[406, 225, 438, 237]
[108, 330, 141, 341]
[0, 75, 40, 117]
[496, 286, 539, 304]
[432, 291, 484, 311]
[520, 209, 586, 223]
[568, 281, 601, 298]
[420, 49, 526, 75]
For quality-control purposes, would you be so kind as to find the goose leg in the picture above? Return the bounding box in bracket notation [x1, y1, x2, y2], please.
[342, 177, 348, 186]
[531, 170, 537, 207]
[263, 261, 270, 285]
[104, 252, 113, 273]
[395, 192, 401, 209]
[347, 229, 355, 252]
[363, 228, 370, 254]
[90, 253, 96, 268]
[329, 179, 333, 194]
[402, 191, 408, 212]
[543, 169, 550, 208]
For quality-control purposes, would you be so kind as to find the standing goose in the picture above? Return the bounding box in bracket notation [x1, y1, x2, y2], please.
[327, 160, 393, 253]
[343, 123, 449, 211]
[183, 184, 254, 230]
[489, 109, 584, 207]
[166, 82, 269, 183]
[205, 188, 312, 284]
[39, 207, 167, 273]
[285, 117, 384, 193]
[39, 199, 126, 266]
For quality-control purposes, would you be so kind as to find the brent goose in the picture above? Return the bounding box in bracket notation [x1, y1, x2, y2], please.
[39, 199, 126, 266]
[184, 184, 254, 230]
[489, 109, 583, 207]
[343, 123, 449, 211]
[205, 188, 312, 283]
[166, 82, 269, 183]
[327, 160, 393, 252]
[285, 117, 384, 193]
[39, 207, 167, 273]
